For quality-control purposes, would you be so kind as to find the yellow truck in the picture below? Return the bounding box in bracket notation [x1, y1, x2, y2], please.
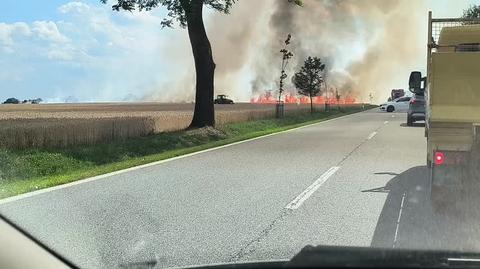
[409, 12, 480, 212]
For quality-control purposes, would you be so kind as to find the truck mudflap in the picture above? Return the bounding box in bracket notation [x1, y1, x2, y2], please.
[429, 150, 470, 213]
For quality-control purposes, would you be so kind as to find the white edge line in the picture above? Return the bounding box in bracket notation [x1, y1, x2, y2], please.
[392, 192, 406, 248]
[0, 112, 362, 205]
[285, 166, 341, 210]
[367, 131, 377, 140]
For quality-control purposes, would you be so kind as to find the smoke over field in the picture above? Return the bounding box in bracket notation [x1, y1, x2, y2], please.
[145, 0, 465, 103]
[2, 0, 468, 103]
[240, 0, 426, 103]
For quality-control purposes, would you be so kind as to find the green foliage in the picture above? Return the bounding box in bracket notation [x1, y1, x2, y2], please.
[20, 152, 89, 177]
[288, 0, 303, 6]
[0, 149, 90, 181]
[2, 98, 20, 104]
[101, 0, 236, 27]
[0, 149, 29, 180]
[293, 56, 326, 98]
[463, 5, 480, 19]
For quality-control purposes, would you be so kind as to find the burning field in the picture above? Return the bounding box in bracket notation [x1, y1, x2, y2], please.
[250, 92, 356, 105]
[0, 102, 362, 149]
[1, 0, 424, 148]
[152, 0, 426, 105]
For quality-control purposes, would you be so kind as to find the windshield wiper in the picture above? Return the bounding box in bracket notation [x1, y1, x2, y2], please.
[121, 245, 480, 269]
[287, 245, 480, 268]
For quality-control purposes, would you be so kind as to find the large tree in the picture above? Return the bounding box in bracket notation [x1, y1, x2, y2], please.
[293, 57, 325, 113]
[103, 0, 302, 128]
[102, 0, 235, 128]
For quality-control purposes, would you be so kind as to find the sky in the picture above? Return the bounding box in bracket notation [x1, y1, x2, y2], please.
[0, 0, 478, 103]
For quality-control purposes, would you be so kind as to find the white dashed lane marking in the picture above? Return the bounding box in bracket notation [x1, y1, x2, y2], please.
[285, 166, 341, 210]
[367, 131, 378, 140]
[393, 192, 406, 248]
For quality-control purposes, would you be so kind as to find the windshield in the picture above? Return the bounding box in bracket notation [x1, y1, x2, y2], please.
[1, 1, 480, 269]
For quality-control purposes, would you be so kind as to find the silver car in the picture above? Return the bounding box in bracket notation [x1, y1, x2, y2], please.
[407, 94, 426, 126]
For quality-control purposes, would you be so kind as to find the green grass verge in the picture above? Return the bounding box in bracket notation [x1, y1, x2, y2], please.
[0, 105, 375, 199]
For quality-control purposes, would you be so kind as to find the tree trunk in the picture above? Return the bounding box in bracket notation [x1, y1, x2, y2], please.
[186, 0, 216, 128]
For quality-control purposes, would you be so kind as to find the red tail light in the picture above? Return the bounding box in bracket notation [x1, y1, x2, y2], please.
[410, 99, 416, 104]
[433, 151, 468, 166]
[434, 151, 445, 165]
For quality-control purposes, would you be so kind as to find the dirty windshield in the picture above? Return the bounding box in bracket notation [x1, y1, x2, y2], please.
[1, 1, 480, 268]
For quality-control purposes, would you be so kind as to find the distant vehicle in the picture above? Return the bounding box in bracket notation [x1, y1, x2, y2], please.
[214, 94, 234, 104]
[379, 96, 411, 112]
[407, 94, 426, 126]
[2, 98, 20, 104]
[388, 89, 405, 101]
[31, 98, 42, 104]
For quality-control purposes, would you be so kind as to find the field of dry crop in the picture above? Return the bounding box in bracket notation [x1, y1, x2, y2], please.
[0, 102, 360, 148]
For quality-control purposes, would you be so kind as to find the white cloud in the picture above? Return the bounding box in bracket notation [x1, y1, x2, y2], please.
[47, 49, 74, 61]
[0, 1, 189, 102]
[58, 1, 91, 14]
[2, 46, 14, 54]
[0, 22, 31, 45]
[32, 21, 69, 43]
[0, 69, 23, 82]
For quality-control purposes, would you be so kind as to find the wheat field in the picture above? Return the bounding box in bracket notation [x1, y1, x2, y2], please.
[0, 102, 359, 149]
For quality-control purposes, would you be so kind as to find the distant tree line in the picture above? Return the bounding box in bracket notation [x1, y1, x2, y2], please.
[2, 98, 43, 104]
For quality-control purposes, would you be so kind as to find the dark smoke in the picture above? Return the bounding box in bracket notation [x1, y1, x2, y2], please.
[249, 0, 427, 102]
[146, 0, 428, 103]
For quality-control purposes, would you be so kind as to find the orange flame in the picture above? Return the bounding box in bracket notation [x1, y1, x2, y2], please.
[250, 92, 357, 104]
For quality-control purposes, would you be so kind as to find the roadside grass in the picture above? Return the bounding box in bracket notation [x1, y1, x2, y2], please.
[0, 105, 375, 199]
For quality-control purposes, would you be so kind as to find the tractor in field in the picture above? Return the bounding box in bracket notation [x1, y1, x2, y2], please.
[214, 95, 234, 104]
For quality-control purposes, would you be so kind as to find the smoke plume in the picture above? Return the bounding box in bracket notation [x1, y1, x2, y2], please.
[248, 0, 427, 102]
[147, 0, 429, 103]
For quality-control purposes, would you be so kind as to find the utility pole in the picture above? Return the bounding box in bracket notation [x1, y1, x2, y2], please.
[335, 88, 340, 110]
[323, 70, 329, 112]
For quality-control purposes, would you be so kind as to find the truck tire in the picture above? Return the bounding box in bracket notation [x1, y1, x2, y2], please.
[386, 106, 394, 112]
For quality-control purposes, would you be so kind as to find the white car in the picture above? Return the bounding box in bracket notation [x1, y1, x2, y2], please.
[379, 96, 411, 112]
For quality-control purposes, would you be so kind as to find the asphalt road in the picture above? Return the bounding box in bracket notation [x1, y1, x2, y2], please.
[1, 109, 478, 268]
